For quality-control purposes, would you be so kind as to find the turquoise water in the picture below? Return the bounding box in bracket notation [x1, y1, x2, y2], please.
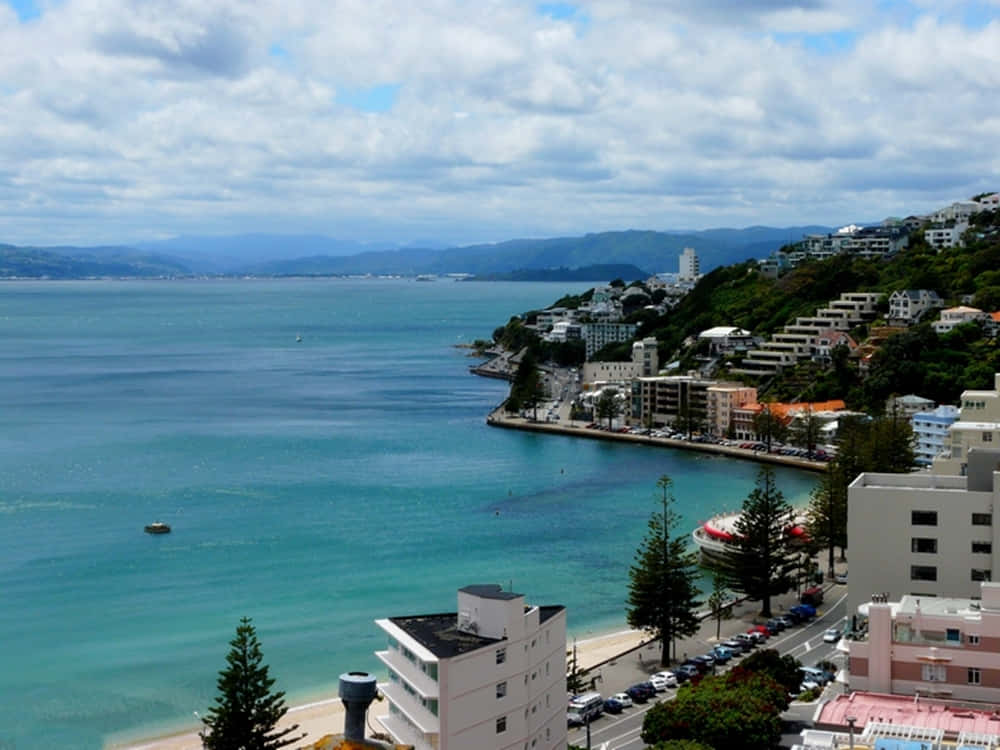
[0, 279, 818, 748]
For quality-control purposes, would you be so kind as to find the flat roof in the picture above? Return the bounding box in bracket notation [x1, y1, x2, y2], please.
[459, 584, 522, 600]
[818, 693, 1000, 738]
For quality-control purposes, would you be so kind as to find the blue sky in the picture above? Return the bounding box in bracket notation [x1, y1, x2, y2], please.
[0, 0, 998, 246]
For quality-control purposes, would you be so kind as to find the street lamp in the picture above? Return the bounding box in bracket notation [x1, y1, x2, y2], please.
[846, 715, 857, 750]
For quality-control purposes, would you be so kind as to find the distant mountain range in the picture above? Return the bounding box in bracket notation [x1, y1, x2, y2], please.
[0, 226, 833, 280]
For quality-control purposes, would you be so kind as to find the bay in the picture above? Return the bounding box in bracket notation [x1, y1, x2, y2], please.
[0, 279, 817, 749]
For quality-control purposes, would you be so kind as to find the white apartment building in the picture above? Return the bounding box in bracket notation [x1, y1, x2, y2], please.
[848, 582, 1000, 702]
[934, 374, 1000, 476]
[581, 337, 658, 384]
[912, 405, 960, 466]
[887, 289, 943, 324]
[583, 322, 637, 359]
[848, 449, 1000, 615]
[375, 585, 567, 750]
[925, 224, 966, 250]
[679, 247, 700, 282]
[933, 306, 989, 335]
[697, 326, 756, 355]
[930, 200, 983, 224]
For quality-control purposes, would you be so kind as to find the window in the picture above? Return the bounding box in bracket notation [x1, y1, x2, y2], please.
[911, 538, 938, 553]
[496, 716, 506, 733]
[496, 681, 507, 699]
[968, 634, 981, 645]
[972, 569, 992, 582]
[969, 668, 982, 685]
[496, 648, 506, 665]
[972, 541, 992, 554]
[912, 510, 938, 526]
[973, 513, 992, 526]
[947, 628, 961, 643]
[911, 565, 938, 581]
[922, 664, 946, 681]
[985, 432, 993, 442]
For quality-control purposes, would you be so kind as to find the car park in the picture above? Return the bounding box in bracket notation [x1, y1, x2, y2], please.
[612, 692, 633, 708]
[823, 627, 842, 643]
[652, 671, 678, 688]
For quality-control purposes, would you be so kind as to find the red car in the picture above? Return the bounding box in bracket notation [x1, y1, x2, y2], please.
[747, 625, 770, 639]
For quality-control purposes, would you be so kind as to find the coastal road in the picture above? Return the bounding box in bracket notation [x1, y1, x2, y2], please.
[568, 591, 849, 750]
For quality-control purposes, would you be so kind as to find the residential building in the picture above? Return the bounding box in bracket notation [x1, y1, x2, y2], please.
[581, 337, 658, 384]
[930, 200, 983, 224]
[543, 320, 582, 343]
[630, 375, 718, 429]
[887, 289, 943, 325]
[697, 326, 756, 355]
[535, 307, 577, 330]
[933, 374, 1000, 476]
[730, 400, 847, 442]
[887, 394, 936, 419]
[933, 306, 989, 335]
[847, 582, 1000, 702]
[679, 247, 700, 283]
[978, 193, 1000, 210]
[845, 225, 909, 258]
[705, 384, 758, 437]
[583, 322, 637, 359]
[912, 405, 960, 466]
[734, 292, 881, 376]
[848, 449, 1000, 614]
[812, 329, 858, 364]
[374, 584, 567, 750]
[925, 224, 967, 250]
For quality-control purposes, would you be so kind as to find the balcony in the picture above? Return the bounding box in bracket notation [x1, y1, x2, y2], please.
[375, 650, 439, 698]
[379, 682, 441, 735]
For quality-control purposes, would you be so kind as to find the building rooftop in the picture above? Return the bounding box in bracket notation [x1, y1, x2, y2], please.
[459, 584, 521, 600]
[818, 692, 1000, 738]
[388, 613, 502, 658]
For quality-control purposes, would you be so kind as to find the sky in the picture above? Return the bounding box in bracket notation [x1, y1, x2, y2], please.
[1, 0, 999, 247]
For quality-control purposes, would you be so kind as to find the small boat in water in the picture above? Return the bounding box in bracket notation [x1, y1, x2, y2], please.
[144, 522, 171, 534]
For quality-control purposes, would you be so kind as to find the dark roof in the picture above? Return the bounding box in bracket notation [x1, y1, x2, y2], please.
[459, 584, 522, 600]
[539, 605, 564, 623]
[389, 613, 501, 658]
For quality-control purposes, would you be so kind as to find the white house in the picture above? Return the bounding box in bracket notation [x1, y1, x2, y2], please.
[933, 306, 988, 335]
[697, 326, 756, 355]
[888, 289, 943, 324]
[925, 224, 966, 250]
[374, 585, 567, 750]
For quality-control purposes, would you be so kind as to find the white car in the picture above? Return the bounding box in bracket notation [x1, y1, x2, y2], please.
[823, 627, 842, 643]
[834, 571, 848, 584]
[649, 675, 670, 692]
[612, 692, 633, 708]
[652, 670, 679, 688]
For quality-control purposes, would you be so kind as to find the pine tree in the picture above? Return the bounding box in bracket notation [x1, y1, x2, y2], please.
[596, 388, 623, 429]
[627, 475, 702, 666]
[718, 467, 797, 618]
[200, 617, 304, 750]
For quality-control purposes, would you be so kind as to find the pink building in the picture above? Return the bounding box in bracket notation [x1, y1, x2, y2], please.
[848, 582, 1000, 702]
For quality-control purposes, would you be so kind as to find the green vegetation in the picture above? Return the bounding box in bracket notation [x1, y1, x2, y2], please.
[200, 617, 303, 750]
[641, 667, 790, 750]
[626, 476, 703, 666]
[716, 467, 797, 618]
[596, 388, 623, 429]
[737, 648, 803, 695]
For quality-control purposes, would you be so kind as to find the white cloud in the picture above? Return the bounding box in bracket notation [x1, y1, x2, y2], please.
[0, 0, 998, 246]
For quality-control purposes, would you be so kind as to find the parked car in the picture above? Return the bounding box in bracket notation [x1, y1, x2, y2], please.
[743, 630, 767, 644]
[649, 675, 671, 692]
[835, 570, 848, 584]
[721, 638, 748, 654]
[676, 663, 701, 680]
[712, 645, 735, 663]
[790, 604, 816, 620]
[765, 618, 785, 634]
[612, 692, 633, 708]
[777, 614, 798, 629]
[733, 633, 758, 648]
[603, 697, 625, 714]
[800, 666, 833, 685]
[692, 654, 716, 670]
[823, 627, 842, 643]
[652, 671, 678, 688]
[747, 624, 771, 638]
[624, 684, 651, 703]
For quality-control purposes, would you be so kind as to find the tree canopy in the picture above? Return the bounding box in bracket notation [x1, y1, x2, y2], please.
[200, 617, 304, 750]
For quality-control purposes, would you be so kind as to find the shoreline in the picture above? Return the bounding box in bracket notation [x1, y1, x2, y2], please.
[486, 408, 829, 473]
[109, 623, 650, 750]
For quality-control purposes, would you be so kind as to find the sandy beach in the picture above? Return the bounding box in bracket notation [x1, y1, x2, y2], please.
[108, 626, 650, 750]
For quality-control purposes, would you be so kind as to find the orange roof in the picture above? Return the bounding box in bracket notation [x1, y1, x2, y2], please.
[991, 311, 1000, 322]
[742, 400, 847, 421]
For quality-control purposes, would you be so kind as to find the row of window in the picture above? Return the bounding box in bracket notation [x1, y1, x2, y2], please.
[910, 565, 992, 582]
[912, 510, 992, 526]
[911, 538, 992, 554]
[922, 664, 983, 685]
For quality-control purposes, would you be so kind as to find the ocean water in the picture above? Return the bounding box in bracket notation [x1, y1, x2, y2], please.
[0, 279, 818, 749]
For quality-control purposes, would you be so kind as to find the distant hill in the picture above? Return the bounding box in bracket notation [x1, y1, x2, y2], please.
[469, 264, 650, 282]
[0, 226, 833, 279]
[0, 244, 190, 278]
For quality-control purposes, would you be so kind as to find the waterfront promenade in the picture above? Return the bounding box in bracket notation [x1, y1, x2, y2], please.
[486, 408, 829, 474]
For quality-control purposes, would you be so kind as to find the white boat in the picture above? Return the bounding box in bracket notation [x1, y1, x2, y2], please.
[144, 521, 171, 534]
[692, 511, 807, 565]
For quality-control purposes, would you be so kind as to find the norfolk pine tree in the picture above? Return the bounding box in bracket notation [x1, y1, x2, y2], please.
[200, 617, 304, 750]
[719, 467, 797, 618]
[627, 475, 702, 666]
